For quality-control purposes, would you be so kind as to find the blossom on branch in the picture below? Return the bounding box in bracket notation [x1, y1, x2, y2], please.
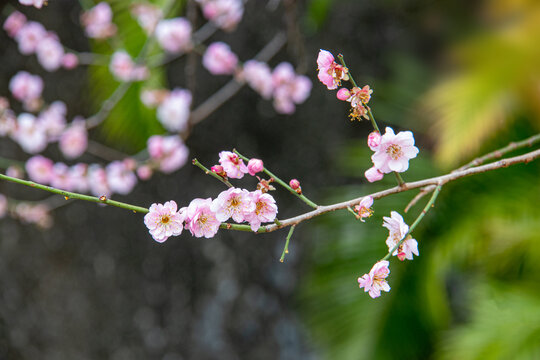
[147, 135, 189, 174]
[247, 159, 264, 176]
[196, 0, 244, 31]
[244, 190, 277, 232]
[144, 201, 186, 243]
[81, 2, 117, 39]
[185, 198, 221, 238]
[155, 18, 192, 54]
[218, 151, 248, 179]
[316, 49, 349, 90]
[156, 88, 192, 132]
[202, 42, 239, 75]
[210, 188, 254, 223]
[358, 260, 390, 299]
[241, 60, 273, 99]
[371, 127, 419, 174]
[354, 196, 373, 222]
[383, 211, 418, 260]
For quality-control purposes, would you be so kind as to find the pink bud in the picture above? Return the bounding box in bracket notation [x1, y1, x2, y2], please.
[397, 252, 407, 261]
[289, 179, 300, 190]
[365, 166, 384, 183]
[137, 165, 153, 180]
[336, 88, 350, 101]
[61, 53, 79, 69]
[211, 165, 226, 177]
[247, 158, 264, 176]
[367, 131, 381, 151]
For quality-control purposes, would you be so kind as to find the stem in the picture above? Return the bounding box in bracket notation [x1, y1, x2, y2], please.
[0, 173, 149, 214]
[394, 172, 405, 186]
[364, 105, 380, 133]
[280, 225, 296, 262]
[381, 185, 442, 261]
[192, 159, 233, 188]
[233, 149, 318, 209]
[219, 222, 268, 232]
[347, 206, 359, 219]
[337, 54, 358, 88]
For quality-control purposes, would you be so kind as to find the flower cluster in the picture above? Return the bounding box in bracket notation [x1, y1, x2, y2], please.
[145, 188, 277, 242]
[203, 42, 239, 75]
[80, 2, 117, 39]
[365, 127, 419, 182]
[155, 17, 192, 54]
[317, 49, 349, 90]
[3, 12, 78, 72]
[109, 51, 148, 82]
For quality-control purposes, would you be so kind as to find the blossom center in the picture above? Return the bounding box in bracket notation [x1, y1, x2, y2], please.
[386, 144, 403, 160]
[160, 215, 170, 224]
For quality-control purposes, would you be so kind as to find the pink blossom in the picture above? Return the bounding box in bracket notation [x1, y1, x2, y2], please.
[147, 135, 189, 173]
[367, 131, 381, 151]
[59, 118, 87, 159]
[371, 127, 419, 174]
[144, 201, 186, 243]
[211, 165, 226, 177]
[218, 151, 248, 179]
[106, 161, 137, 195]
[358, 261, 391, 299]
[110, 51, 148, 82]
[0, 194, 7, 218]
[36, 36, 64, 71]
[289, 179, 300, 190]
[202, 42, 238, 75]
[6, 166, 23, 179]
[81, 2, 117, 39]
[247, 158, 264, 176]
[155, 18, 192, 53]
[13, 113, 47, 154]
[87, 164, 111, 197]
[61, 53, 79, 69]
[50, 162, 73, 191]
[316, 49, 349, 90]
[354, 196, 373, 222]
[14, 202, 52, 228]
[365, 166, 384, 183]
[210, 188, 254, 223]
[244, 190, 278, 232]
[15, 21, 46, 54]
[241, 60, 273, 99]
[336, 88, 350, 101]
[39, 101, 67, 137]
[197, 0, 243, 31]
[185, 198, 221, 238]
[9, 71, 43, 103]
[156, 88, 192, 132]
[383, 211, 418, 260]
[3, 11, 27, 37]
[18, 0, 46, 8]
[131, 4, 162, 35]
[26, 155, 54, 184]
[272, 62, 312, 114]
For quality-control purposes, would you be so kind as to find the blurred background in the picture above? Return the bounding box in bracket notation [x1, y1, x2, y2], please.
[1, 0, 540, 359]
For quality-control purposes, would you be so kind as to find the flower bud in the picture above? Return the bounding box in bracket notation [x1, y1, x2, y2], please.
[137, 165, 153, 180]
[397, 252, 407, 261]
[336, 88, 350, 101]
[211, 165, 227, 178]
[247, 158, 264, 176]
[367, 131, 381, 151]
[365, 166, 384, 183]
[61, 53, 79, 69]
[289, 179, 302, 194]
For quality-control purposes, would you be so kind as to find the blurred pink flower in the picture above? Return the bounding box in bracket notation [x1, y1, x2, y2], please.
[110, 51, 148, 82]
[0, 194, 7, 219]
[242, 60, 273, 99]
[61, 53, 79, 69]
[3, 11, 27, 37]
[144, 201, 186, 243]
[155, 18, 192, 53]
[203, 42, 238, 75]
[147, 135, 189, 174]
[87, 164, 111, 197]
[13, 113, 47, 154]
[36, 36, 64, 71]
[39, 101, 67, 138]
[81, 2, 117, 39]
[272, 62, 311, 114]
[106, 160, 137, 195]
[197, 0, 243, 31]
[371, 127, 419, 174]
[26, 155, 54, 184]
[358, 260, 391, 299]
[18, 0, 46, 8]
[50, 162, 74, 191]
[15, 21, 46, 54]
[365, 166, 384, 183]
[59, 118, 87, 159]
[156, 88, 192, 132]
[9, 71, 43, 103]
[131, 4, 162, 35]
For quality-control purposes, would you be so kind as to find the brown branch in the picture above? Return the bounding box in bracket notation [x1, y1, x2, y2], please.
[241, 147, 540, 233]
[405, 132, 540, 211]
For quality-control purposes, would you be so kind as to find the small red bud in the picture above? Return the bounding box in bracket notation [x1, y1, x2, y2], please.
[289, 179, 300, 189]
[397, 252, 406, 261]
